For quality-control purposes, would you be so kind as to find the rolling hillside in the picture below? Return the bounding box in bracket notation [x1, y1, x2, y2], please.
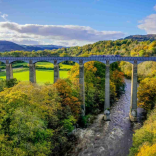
[124, 34, 156, 41]
[0, 40, 64, 52]
[0, 41, 26, 52]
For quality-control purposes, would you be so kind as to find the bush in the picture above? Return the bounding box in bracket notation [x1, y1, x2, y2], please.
[0, 80, 6, 92]
[129, 107, 156, 156]
[5, 78, 18, 88]
[63, 115, 76, 133]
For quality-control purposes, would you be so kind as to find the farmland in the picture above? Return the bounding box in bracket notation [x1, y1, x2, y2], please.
[0, 62, 74, 84]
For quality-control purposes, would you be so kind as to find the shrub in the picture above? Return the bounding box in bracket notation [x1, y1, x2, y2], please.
[63, 115, 76, 133]
[5, 78, 18, 88]
[129, 107, 156, 156]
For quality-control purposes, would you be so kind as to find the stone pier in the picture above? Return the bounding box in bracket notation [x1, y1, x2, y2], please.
[54, 60, 59, 83]
[29, 60, 36, 83]
[6, 61, 13, 80]
[104, 60, 110, 120]
[79, 60, 85, 116]
[129, 60, 138, 121]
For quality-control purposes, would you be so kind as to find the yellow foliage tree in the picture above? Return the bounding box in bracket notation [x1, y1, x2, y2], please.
[137, 143, 156, 156]
[0, 82, 63, 155]
[137, 78, 156, 110]
[129, 106, 156, 156]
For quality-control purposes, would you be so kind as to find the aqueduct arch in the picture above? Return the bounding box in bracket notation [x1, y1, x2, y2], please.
[1, 56, 155, 121]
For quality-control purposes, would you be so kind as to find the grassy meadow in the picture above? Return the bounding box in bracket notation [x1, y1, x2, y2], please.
[0, 62, 74, 84]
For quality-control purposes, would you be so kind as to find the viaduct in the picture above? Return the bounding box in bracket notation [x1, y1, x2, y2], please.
[0, 56, 155, 121]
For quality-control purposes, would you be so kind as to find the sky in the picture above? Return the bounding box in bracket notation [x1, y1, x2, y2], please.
[0, 0, 156, 46]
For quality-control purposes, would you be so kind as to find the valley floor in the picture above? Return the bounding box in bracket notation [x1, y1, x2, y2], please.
[0, 63, 73, 84]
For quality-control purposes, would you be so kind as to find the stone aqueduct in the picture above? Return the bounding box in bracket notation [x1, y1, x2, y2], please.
[1, 56, 155, 121]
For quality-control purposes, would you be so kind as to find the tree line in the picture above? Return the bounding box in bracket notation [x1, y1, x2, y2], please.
[0, 39, 156, 57]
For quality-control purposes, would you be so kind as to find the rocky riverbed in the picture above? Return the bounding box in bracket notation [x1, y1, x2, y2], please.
[67, 79, 143, 156]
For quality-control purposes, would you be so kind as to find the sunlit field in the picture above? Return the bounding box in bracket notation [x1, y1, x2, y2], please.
[0, 62, 74, 84]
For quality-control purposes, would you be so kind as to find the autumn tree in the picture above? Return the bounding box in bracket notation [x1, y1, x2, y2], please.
[0, 81, 79, 155]
[137, 143, 156, 156]
[68, 61, 121, 114]
[111, 70, 125, 96]
[54, 79, 81, 119]
[137, 78, 156, 110]
[129, 107, 156, 156]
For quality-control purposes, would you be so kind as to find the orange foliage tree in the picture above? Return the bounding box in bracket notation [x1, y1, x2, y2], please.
[54, 79, 81, 119]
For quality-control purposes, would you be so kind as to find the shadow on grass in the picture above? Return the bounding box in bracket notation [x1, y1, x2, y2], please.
[35, 68, 70, 71]
[0, 68, 70, 78]
[13, 68, 29, 73]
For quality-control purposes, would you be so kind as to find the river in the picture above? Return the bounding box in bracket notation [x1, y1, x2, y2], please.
[68, 79, 143, 156]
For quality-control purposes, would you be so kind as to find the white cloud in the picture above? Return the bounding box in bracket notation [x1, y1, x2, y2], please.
[154, 5, 156, 11]
[138, 5, 156, 34]
[0, 21, 125, 46]
[138, 14, 156, 34]
[0, 22, 124, 41]
[1, 14, 8, 21]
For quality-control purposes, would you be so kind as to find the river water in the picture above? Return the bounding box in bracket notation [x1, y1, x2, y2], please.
[68, 79, 143, 156]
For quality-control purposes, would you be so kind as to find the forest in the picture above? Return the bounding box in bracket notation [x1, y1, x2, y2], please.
[0, 39, 156, 155]
[0, 62, 125, 155]
[0, 39, 156, 57]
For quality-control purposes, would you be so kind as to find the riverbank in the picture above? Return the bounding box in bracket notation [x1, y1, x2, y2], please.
[67, 79, 143, 156]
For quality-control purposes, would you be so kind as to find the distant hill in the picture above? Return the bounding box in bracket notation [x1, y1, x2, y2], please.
[22, 45, 64, 51]
[0, 40, 64, 52]
[1, 37, 156, 57]
[0, 41, 26, 52]
[1, 34, 156, 52]
[124, 34, 156, 42]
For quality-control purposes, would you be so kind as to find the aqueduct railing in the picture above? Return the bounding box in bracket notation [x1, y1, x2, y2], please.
[1, 56, 155, 121]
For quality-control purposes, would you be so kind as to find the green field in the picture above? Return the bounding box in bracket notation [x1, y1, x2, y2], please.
[0, 62, 74, 84]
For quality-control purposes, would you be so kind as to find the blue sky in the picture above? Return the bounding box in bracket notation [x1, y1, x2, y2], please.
[0, 0, 156, 46]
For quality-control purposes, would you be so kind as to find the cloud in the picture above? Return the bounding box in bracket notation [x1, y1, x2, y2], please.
[138, 14, 156, 34]
[154, 5, 156, 11]
[0, 22, 124, 41]
[0, 14, 8, 21]
[0, 21, 125, 46]
[138, 5, 156, 34]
